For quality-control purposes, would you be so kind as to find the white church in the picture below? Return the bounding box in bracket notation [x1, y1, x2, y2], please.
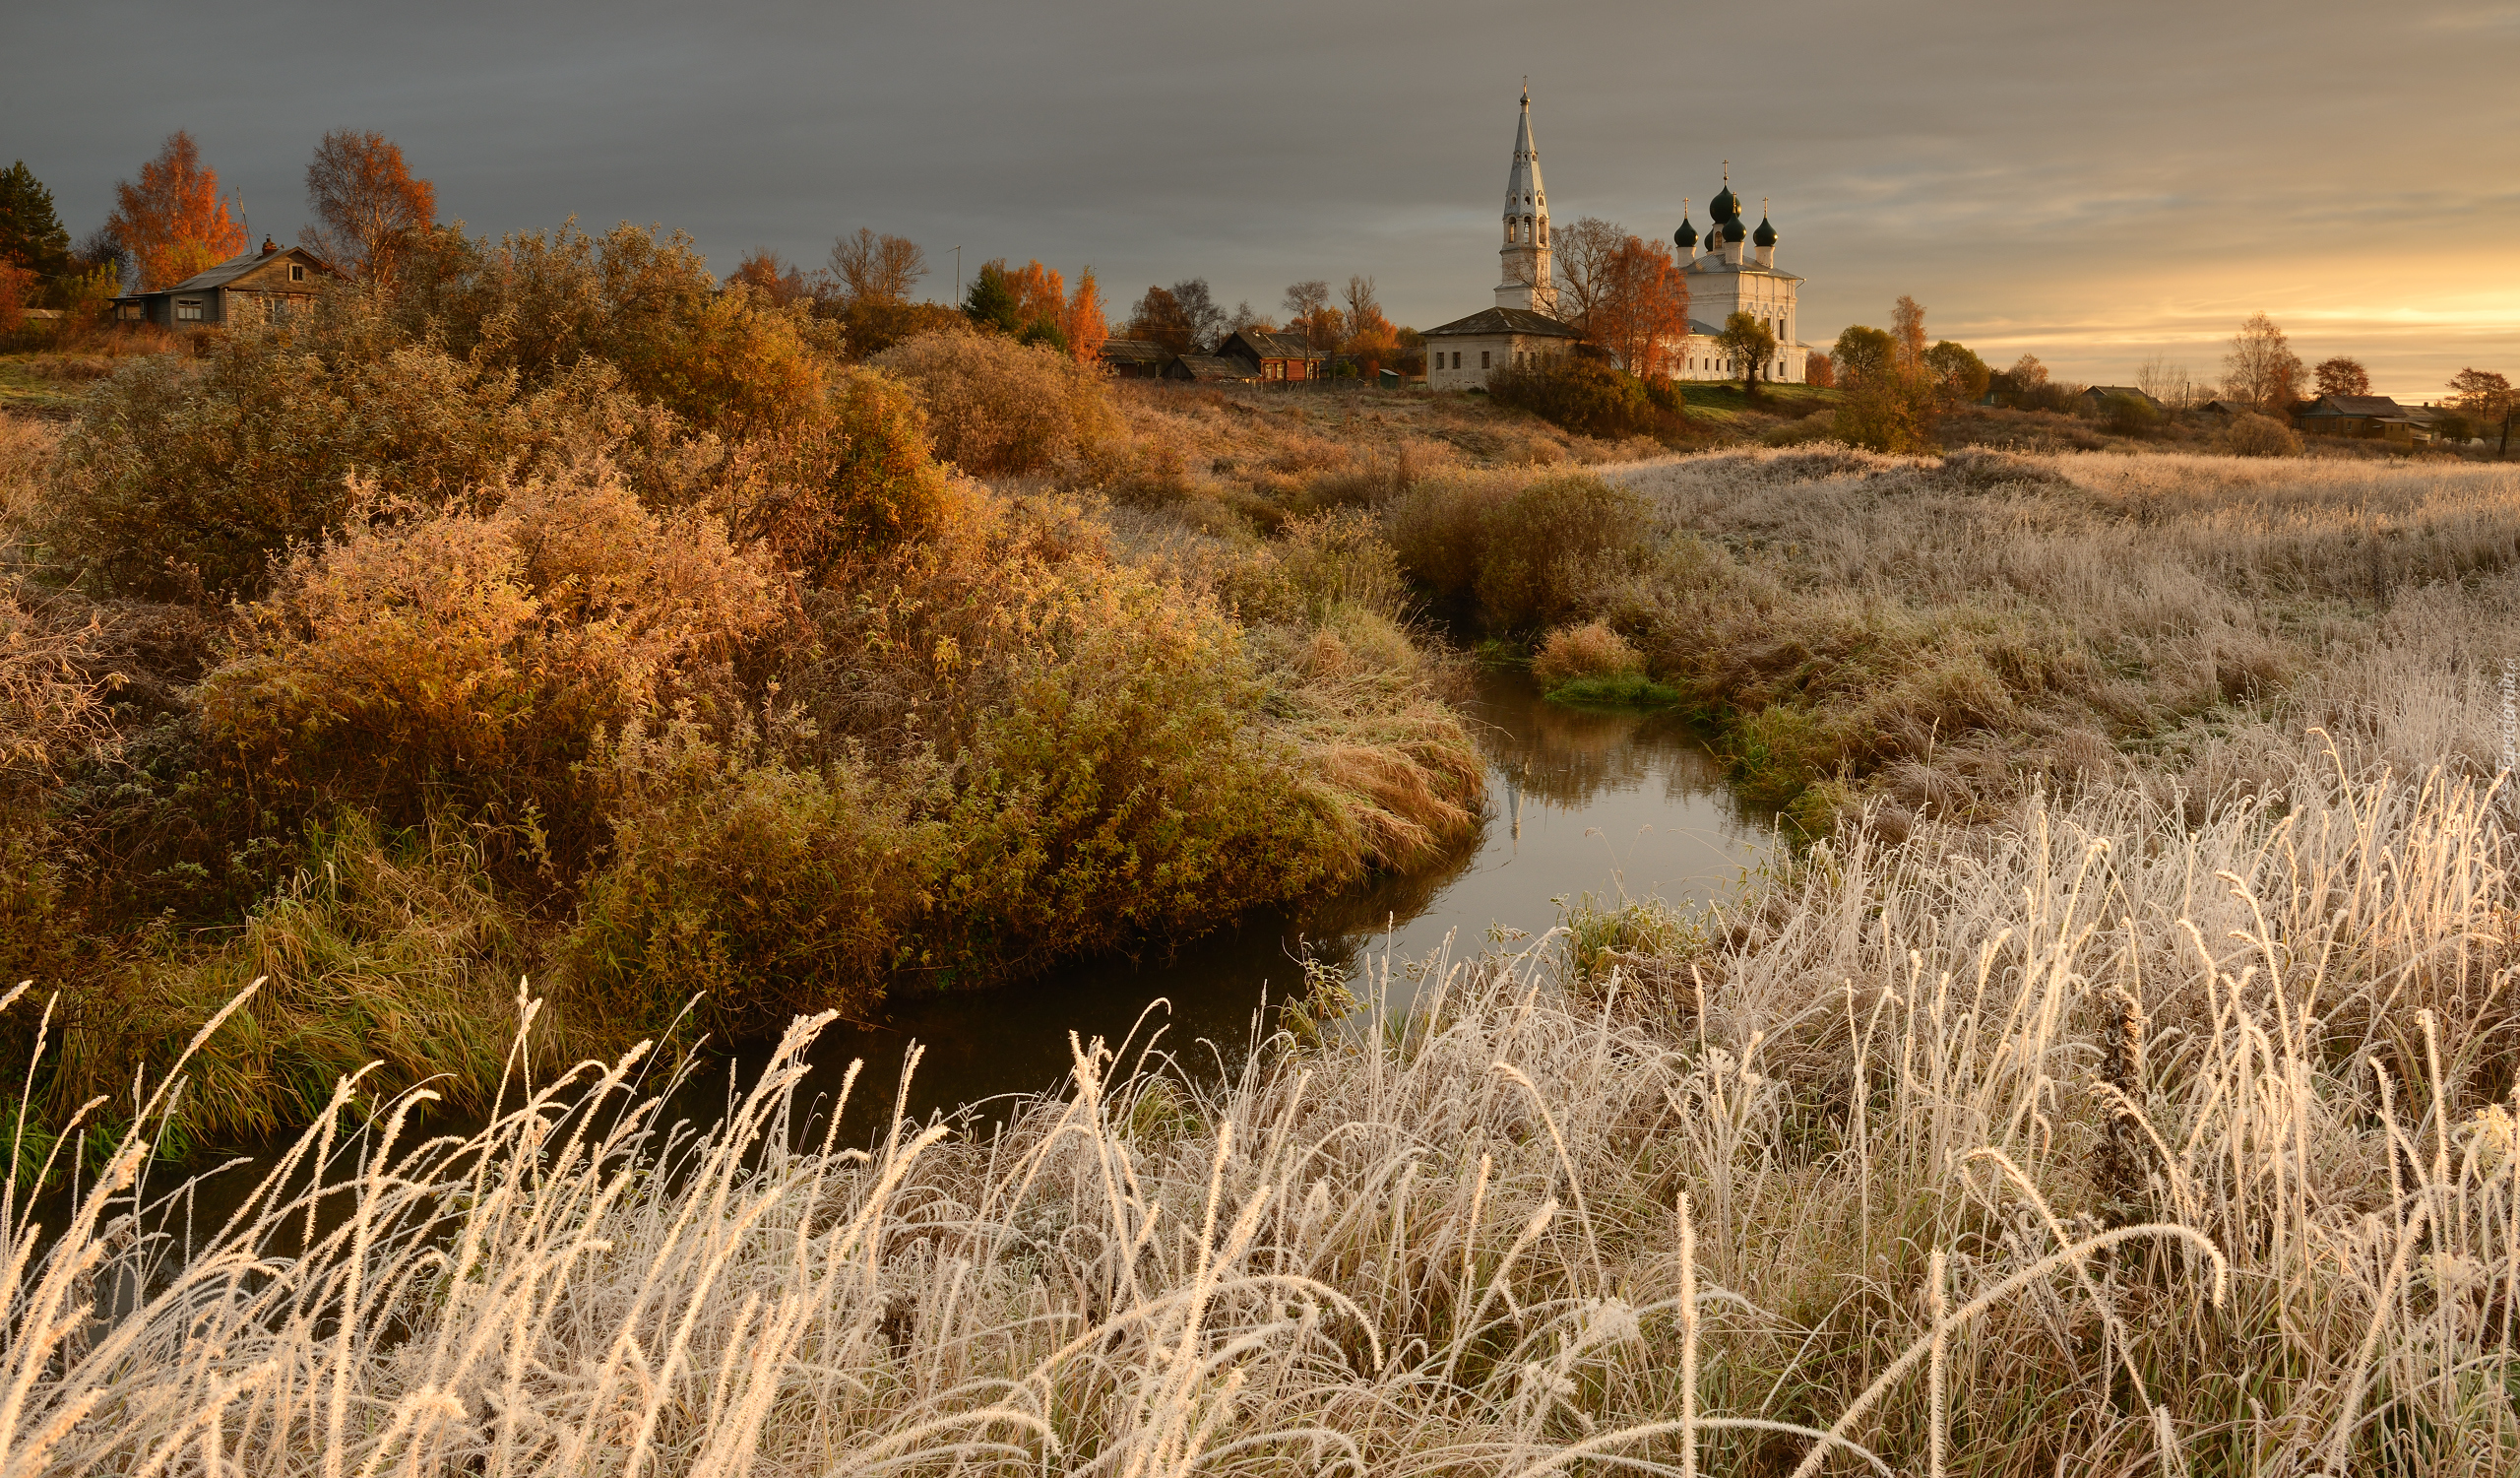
[1422, 89, 1811, 390]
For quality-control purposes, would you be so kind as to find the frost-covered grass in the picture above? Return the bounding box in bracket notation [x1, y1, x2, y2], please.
[8, 706, 2517, 1473]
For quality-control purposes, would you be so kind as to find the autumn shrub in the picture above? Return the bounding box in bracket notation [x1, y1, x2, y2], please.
[0, 262, 32, 335]
[870, 326, 1119, 478]
[728, 366, 960, 577]
[381, 222, 838, 440]
[1831, 369, 1942, 452]
[926, 561, 1354, 971]
[2099, 391, 2161, 435]
[1248, 601, 1484, 871]
[2223, 411, 2303, 458]
[194, 463, 778, 869]
[1531, 619, 1644, 686]
[1471, 473, 1651, 629]
[1266, 509, 1413, 622]
[1378, 471, 1521, 609]
[1486, 353, 1683, 440]
[1381, 470, 1651, 629]
[47, 327, 674, 601]
[565, 726, 944, 1035]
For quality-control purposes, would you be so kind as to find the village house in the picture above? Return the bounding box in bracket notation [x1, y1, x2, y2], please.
[1216, 329, 1320, 381]
[2294, 393, 2425, 443]
[2077, 385, 2167, 416]
[113, 239, 339, 329]
[1094, 338, 1170, 378]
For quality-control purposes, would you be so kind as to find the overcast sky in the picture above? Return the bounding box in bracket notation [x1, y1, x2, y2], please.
[6, 0, 2515, 399]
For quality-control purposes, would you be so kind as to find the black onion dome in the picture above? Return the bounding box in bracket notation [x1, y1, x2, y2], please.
[1721, 214, 1747, 243]
[1752, 215, 1777, 248]
[1709, 186, 1740, 222]
[1674, 217, 1698, 250]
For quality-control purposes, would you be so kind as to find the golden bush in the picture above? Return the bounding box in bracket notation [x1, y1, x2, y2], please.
[1531, 619, 1644, 687]
[869, 326, 1119, 478]
[195, 462, 778, 862]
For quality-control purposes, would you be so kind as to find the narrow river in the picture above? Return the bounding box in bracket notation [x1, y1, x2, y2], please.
[696, 667, 1774, 1142]
[116, 669, 1771, 1265]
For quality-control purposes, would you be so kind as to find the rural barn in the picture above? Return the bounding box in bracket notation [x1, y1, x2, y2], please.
[1163, 353, 1255, 383]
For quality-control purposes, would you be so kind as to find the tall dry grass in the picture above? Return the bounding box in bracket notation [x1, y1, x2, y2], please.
[9, 705, 2518, 1473]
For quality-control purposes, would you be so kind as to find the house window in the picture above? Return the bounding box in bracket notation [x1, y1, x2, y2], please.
[290, 264, 305, 283]
[1481, 351, 1491, 369]
[175, 298, 205, 322]
[1452, 352, 1462, 369]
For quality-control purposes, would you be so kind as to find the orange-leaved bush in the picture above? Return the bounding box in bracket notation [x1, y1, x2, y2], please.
[195, 461, 778, 866]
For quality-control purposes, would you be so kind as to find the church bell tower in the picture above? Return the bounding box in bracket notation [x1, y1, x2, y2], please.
[1495, 85, 1558, 315]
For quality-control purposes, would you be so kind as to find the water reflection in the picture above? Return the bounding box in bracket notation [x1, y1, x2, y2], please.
[704, 668, 1774, 1144]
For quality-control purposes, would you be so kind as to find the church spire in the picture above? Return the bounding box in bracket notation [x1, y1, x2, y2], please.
[1495, 84, 1558, 315]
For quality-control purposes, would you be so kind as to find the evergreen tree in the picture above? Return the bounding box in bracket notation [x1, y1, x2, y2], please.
[0, 161, 73, 280]
[963, 262, 1021, 334]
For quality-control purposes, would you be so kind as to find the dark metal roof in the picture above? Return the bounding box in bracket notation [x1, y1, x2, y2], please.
[1219, 329, 1313, 359]
[1420, 306, 1582, 339]
[129, 245, 338, 298]
[1169, 353, 1254, 381]
[1096, 338, 1171, 363]
[2300, 394, 2408, 418]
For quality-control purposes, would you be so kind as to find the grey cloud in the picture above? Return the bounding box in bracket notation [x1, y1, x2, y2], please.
[3, 0, 2512, 397]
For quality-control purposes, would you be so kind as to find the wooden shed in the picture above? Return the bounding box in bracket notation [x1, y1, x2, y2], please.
[1095, 339, 1171, 378]
[1163, 353, 1256, 384]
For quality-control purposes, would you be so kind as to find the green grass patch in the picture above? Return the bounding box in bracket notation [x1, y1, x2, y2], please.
[1544, 674, 1681, 708]
[0, 353, 91, 416]
[1674, 381, 1844, 424]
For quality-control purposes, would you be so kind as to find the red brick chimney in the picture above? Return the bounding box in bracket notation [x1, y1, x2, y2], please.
[261, 236, 278, 255]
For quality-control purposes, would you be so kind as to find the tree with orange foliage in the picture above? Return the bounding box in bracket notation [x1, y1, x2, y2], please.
[300, 129, 435, 282]
[107, 131, 247, 290]
[1061, 266, 1107, 361]
[1585, 235, 1689, 378]
[1001, 260, 1066, 328]
[726, 248, 812, 306]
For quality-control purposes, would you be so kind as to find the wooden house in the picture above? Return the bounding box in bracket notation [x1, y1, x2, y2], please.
[113, 240, 339, 329]
[2293, 394, 2422, 442]
[1095, 338, 1171, 378]
[2076, 385, 2166, 416]
[1216, 329, 1320, 382]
